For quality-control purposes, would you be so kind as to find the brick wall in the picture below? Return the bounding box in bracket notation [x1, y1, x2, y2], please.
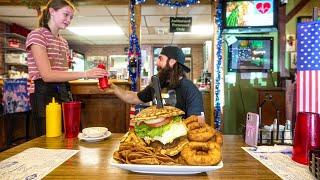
[190, 44, 203, 82]
[70, 44, 204, 81]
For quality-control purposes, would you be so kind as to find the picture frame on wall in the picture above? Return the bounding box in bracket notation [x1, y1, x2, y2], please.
[289, 52, 297, 69]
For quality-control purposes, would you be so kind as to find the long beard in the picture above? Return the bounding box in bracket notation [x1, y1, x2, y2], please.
[157, 65, 171, 88]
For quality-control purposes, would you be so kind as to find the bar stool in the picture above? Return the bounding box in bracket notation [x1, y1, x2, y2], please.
[2, 78, 31, 148]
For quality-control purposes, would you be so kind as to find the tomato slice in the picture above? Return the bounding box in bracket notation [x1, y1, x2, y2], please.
[145, 117, 172, 128]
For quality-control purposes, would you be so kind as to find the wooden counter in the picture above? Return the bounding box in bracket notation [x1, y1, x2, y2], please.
[70, 80, 131, 133]
[0, 134, 280, 179]
[202, 91, 212, 126]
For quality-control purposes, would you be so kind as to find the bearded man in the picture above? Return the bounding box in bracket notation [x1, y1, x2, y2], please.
[109, 46, 205, 123]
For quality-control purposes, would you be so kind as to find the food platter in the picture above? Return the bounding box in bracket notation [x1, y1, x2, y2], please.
[112, 107, 223, 174]
[110, 159, 223, 175]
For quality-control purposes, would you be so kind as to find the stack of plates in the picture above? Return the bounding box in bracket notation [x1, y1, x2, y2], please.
[78, 127, 111, 142]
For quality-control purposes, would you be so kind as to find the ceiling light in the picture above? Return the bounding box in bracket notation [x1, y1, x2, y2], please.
[174, 25, 213, 35]
[67, 26, 124, 36]
[160, 17, 170, 23]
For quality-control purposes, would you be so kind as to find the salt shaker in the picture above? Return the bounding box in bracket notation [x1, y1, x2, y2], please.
[272, 118, 278, 141]
[284, 120, 292, 144]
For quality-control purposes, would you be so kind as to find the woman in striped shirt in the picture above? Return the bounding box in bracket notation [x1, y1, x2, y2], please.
[26, 0, 107, 136]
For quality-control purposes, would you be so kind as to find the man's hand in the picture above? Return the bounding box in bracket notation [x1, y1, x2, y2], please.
[197, 115, 206, 126]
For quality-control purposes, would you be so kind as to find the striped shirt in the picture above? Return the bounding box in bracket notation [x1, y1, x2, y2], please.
[26, 27, 70, 93]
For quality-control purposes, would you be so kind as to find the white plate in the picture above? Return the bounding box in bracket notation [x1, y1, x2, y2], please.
[110, 158, 223, 175]
[78, 131, 111, 142]
[82, 127, 108, 138]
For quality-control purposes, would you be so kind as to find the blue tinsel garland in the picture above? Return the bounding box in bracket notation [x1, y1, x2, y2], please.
[214, 0, 223, 130]
[128, 0, 142, 91]
[134, 0, 146, 4]
[156, 0, 200, 8]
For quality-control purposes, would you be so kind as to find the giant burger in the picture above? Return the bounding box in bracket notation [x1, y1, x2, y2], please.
[132, 105, 189, 156]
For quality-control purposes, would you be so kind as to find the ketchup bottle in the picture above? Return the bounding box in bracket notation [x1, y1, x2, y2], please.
[97, 63, 109, 89]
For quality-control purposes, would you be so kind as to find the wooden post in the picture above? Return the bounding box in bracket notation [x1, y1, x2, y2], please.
[128, 0, 141, 91]
[278, 2, 287, 78]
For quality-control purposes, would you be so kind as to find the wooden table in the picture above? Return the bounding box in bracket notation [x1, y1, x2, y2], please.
[0, 134, 280, 179]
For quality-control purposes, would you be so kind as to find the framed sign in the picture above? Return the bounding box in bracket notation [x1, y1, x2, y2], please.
[170, 17, 192, 33]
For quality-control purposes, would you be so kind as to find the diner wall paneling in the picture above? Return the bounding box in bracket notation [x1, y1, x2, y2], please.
[223, 32, 279, 134]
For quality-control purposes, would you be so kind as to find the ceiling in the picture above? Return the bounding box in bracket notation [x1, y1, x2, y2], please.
[0, 4, 213, 46]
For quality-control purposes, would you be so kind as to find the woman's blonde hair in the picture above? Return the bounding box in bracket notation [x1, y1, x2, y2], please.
[38, 0, 75, 29]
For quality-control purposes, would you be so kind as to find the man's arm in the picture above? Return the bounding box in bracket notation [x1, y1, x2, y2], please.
[110, 83, 143, 104]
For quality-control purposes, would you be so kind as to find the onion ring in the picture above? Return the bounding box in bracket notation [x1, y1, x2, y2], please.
[181, 141, 221, 166]
[214, 131, 223, 146]
[188, 125, 215, 142]
[184, 115, 198, 125]
[186, 121, 201, 130]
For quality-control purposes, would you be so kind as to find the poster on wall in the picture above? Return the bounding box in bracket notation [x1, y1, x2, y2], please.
[227, 37, 274, 72]
[224, 0, 275, 28]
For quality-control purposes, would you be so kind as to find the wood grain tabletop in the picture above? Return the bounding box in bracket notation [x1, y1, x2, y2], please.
[0, 134, 280, 179]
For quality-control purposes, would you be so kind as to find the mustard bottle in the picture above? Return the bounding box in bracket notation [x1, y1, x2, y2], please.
[46, 97, 62, 137]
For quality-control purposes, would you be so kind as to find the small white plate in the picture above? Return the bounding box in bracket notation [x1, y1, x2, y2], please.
[78, 131, 111, 142]
[82, 127, 108, 138]
[110, 158, 223, 174]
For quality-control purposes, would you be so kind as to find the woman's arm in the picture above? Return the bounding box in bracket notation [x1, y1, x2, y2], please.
[30, 44, 107, 82]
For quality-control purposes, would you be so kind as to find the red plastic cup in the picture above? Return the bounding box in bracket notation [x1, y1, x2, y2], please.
[62, 101, 81, 138]
[97, 63, 109, 89]
[292, 112, 320, 164]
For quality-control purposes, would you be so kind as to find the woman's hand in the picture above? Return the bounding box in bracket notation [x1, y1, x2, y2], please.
[85, 67, 108, 79]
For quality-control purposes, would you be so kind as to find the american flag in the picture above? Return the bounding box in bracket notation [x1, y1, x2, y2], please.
[296, 21, 320, 114]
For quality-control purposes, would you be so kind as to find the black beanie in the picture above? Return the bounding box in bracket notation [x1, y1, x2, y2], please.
[160, 46, 190, 73]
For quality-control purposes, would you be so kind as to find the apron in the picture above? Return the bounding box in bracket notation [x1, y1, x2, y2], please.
[31, 79, 71, 135]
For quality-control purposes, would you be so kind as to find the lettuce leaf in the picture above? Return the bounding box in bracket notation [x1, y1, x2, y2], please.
[134, 116, 183, 138]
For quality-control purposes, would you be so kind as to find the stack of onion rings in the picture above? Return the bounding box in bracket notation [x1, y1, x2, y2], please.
[181, 115, 223, 165]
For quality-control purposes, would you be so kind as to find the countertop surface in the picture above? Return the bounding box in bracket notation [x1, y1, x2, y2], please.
[69, 79, 130, 84]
